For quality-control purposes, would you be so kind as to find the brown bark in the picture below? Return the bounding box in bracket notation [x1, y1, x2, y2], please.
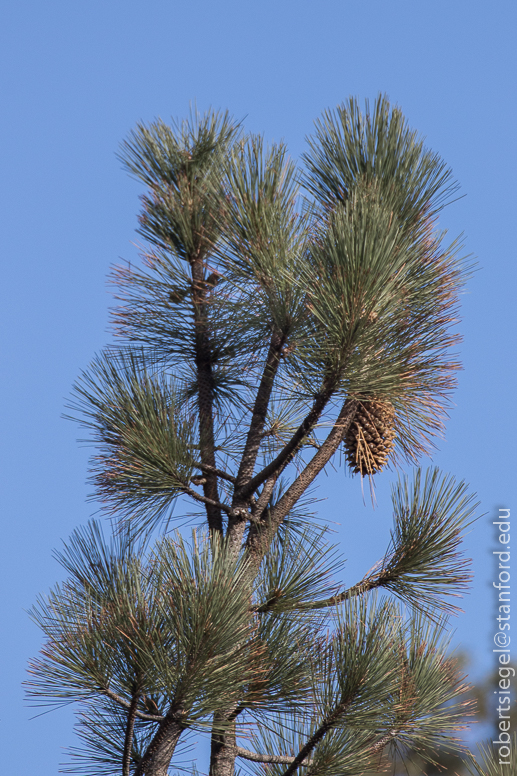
[191, 257, 223, 534]
[238, 384, 336, 501]
[210, 402, 358, 776]
[294, 570, 395, 611]
[280, 700, 350, 776]
[225, 381, 339, 559]
[225, 331, 287, 558]
[133, 713, 185, 776]
[246, 399, 357, 572]
[209, 709, 237, 776]
[235, 746, 311, 765]
[122, 692, 139, 776]
[235, 331, 287, 486]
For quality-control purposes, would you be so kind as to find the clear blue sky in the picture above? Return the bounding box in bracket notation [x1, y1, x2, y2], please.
[1, 1, 516, 772]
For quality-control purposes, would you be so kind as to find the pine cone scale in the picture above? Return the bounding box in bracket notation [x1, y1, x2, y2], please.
[344, 399, 395, 475]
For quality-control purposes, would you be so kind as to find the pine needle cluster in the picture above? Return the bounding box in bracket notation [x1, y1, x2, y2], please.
[27, 97, 493, 776]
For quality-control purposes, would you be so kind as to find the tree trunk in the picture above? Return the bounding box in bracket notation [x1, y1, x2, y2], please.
[210, 711, 237, 776]
[134, 716, 184, 776]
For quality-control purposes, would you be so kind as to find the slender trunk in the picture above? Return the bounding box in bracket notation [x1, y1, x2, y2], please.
[280, 700, 351, 776]
[211, 403, 358, 776]
[246, 399, 357, 572]
[239, 382, 336, 500]
[235, 331, 287, 485]
[122, 692, 139, 776]
[210, 710, 237, 776]
[226, 380, 338, 558]
[191, 258, 223, 534]
[226, 331, 286, 558]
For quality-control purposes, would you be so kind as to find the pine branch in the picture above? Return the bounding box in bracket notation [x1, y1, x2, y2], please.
[226, 332, 288, 552]
[254, 525, 341, 614]
[251, 473, 279, 520]
[103, 688, 164, 723]
[291, 575, 388, 611]
[235, 746, 312, 765]
[224, 385, 342, 556]
[235, 330, 288, 489]
[261, 467, 476, 617]
[246, 399, 357, 569]
[238, 383, 337, 501]
[276, 604, 469, 776]
[194, 462, 237, 484]
[122, 691, 140, 776]
[133, 708, 186, 776]
[226, 474, 279, 560]
[118, 112, 241, 536]
[191, 256, 224, 534]
[368, 729, 399, 755]
[183, 485, 234, 516]
[300, 729, 399, 776]
[280, 699, 352, 776]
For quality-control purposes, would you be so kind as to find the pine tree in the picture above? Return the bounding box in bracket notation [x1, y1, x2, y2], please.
[27, 97, 512, 775]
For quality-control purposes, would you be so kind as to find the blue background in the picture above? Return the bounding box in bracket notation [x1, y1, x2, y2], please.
[1, 1, 515, 772]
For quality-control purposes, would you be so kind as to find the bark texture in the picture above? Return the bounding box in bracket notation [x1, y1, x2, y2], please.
[191, 257, 223, 534]
[246, 398, 358, 571]
[122, 692, 140, 776]
[133, 714, 184, 776]
[209, 710, 237, 776]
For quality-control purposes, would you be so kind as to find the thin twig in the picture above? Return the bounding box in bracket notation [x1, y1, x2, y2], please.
[279, 698, 352, 776]
[191, 255, 223, 534]
[234, 331, 287, 489]
[250, 473, 279, 520]
[122, 691, 140, 776]
[294, 575, 387, 610]
[194, 462, 237, 484]
[238, 382, 337, 500]
[183, 486, 234, 516]
[246, 399, 358, 572]
[235, 747, 312, 765]
[103, 688, 164, 722]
